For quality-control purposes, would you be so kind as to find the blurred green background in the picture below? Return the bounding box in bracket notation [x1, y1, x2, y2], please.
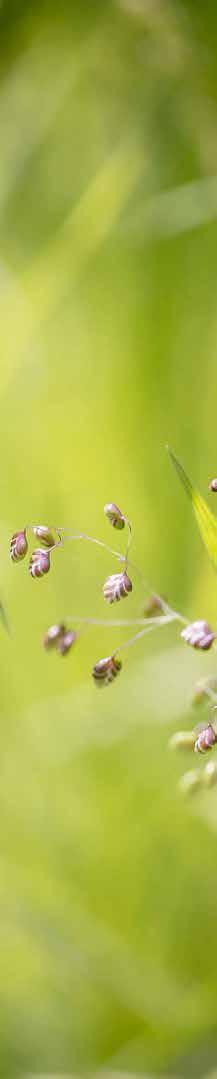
[2, 0, 217, 1076]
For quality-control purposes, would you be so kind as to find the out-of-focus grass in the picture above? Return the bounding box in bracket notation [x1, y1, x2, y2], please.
[1, 1, 217, 1077]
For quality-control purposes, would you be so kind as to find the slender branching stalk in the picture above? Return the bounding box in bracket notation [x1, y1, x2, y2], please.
[9, 466, 217, 795]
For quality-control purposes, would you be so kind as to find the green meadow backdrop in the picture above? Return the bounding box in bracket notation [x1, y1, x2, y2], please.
[1, 1, 217, 1075]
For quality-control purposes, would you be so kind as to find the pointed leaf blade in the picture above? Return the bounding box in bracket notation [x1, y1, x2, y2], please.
[0, 600, 10, 635]
[168, 446, 217, 571]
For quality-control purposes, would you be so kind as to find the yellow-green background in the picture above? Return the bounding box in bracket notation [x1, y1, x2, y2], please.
[1, 1, 217, 1075]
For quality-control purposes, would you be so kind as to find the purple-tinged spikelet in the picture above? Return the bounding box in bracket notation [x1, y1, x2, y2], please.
[10, 529, 28, 562]
[43, 624, 65, 649]
[181, 620, 215, 651]
[143, 592, 165, 618]
[103, 571, 132, 604]
[29, 548, 50, 578]
[104, 503, 125, 529]
[92, 654, 122, 686]
[56, 629, 76, 655]
[33, 526, 56, 548]
[194, 723, 216, 754]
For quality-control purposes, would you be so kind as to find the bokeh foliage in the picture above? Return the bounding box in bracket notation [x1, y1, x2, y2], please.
[1, 1, 217, 1076]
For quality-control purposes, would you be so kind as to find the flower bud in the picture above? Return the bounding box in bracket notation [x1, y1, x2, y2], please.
[194, 722, 216, 754]
[56, 629, 76, 655]
[10, 529, 28, 562]
[203, 760, 217, 787]
[103, 571, 132, 604]
[29, 548, 50, 578]
[104, 503, 125, 530]
[43, 624, 65, 649]
[181, 620, 215, 651]
[169, 730, 196, 751]
[209, 478, 217, 492]
[92, 654, 122, 686]
[179, 769, 202, 795]
[143, 592, 164, 618]
[32, 526, 56, 548]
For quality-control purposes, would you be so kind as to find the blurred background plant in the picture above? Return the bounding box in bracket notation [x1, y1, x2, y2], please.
[2, 0, 217, 1076]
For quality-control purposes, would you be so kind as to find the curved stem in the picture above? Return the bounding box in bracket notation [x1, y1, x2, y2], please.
[26, 522, 188, 642]
[50, 533, 63, 551]
[124, 518, 132, 568]
[57, 531, 126, 563]
[126, 558, 170, 615]
[26, 523, 185, 622]
[64, 615, 176, 628]
[115, 611, 178, 655]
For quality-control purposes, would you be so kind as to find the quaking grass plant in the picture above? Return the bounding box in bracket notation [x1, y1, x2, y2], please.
[9, 449, 217, 795]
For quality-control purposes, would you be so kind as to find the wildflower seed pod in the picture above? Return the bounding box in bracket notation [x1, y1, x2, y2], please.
[104, 503, 125, 530]
[10, 529, 28, 562]
[43, 624, 65, 649]
[103, 571, 132, 604]
[143, 592, 164, 618]
[169, 730, 196, 751]
[203, 760, 217, 787]
[194, 722, 216, 754]
[92, 654, 122, 686]
[29, 548, 50, 578]
[209, 478, 217, 492]
[32, 526, 56, 548]
[181, 620, 215, 651]
[56, 629, 76, 656]
[179, 769, 202, 795]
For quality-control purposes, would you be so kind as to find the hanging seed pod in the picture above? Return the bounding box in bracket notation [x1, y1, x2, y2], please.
[169, 730, 196, 751]
[181, 620, 215, 651]
[29, 548, 50, 578]
[194, 722, 216, 754]
[203, 760, 217, 787]
[104, 503, 125, 530]
[179, 769, 202, 795]
[103, 571, 132, 604]
[209, 478, 217, 492]
[143, 592, 165, 618]
[56, 629, 76, 656]
[43, 624, 65, 649]
[32, 526, 56, 548]
[10, 529, 28, 562]
[92, 654, 122, 686]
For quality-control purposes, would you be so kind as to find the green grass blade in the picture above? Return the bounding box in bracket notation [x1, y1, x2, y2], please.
[0, 600, 10, 635]
[167, 446, 217, 571]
